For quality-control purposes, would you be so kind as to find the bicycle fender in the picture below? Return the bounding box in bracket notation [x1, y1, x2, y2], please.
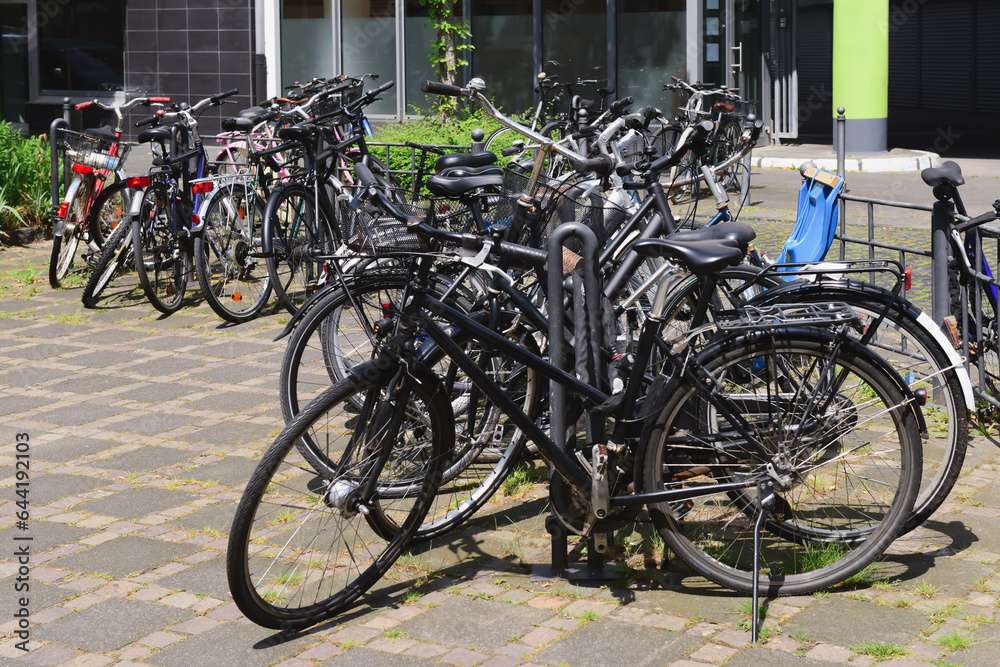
[915, 310, 975, 410]
[53, 177, 86, 237]
[273, 281, 342, 341]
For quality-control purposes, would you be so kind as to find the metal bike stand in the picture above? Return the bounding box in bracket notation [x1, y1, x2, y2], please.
[531, 222, 618, 583]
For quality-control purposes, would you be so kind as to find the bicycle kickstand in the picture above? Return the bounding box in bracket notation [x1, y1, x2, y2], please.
[751, 479, 776, 643]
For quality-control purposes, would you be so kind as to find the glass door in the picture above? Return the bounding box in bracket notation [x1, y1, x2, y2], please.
[702, 0, 759, 104]
[0, 1, 29, 128]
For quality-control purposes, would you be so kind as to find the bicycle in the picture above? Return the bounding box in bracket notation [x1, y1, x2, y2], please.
[49, 95, 167, 288]
[227, 149, 921, 631]
[131, 89, 241, 315]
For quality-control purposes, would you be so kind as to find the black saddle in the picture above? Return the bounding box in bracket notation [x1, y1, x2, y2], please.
[632, 238, 743, 276]
[83, 125, 119, 143]
[426, 173, 504, 198]
[921, 160, 964, 188]
[277, 123, 315, 141]
[434, 151, 497, 172]
[137, 126, 172, 145]
[670, 222, 757, 254]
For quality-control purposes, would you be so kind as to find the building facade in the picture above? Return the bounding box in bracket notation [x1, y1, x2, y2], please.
[0, 0, 995, 153]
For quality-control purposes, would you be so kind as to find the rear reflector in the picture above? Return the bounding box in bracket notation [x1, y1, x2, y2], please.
[126, 176, 151, 189]
[71, 163, 93, 175]
[191, 181, 214, 194]
[57, 202, 69, 218]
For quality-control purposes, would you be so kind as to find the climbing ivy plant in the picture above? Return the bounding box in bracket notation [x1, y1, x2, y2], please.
[420, 0, 473, 119]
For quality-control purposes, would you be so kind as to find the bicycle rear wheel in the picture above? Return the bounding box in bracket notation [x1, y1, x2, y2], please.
[133, 184, 187, 314]
[642, 329, 921, 595]
[265, 183, 333, 314]
[50, 174, 94, 288]
[194, 184, 272, 323]
[227, 364, 449, 630]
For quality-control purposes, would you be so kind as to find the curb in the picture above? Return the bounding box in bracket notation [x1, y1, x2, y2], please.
[751, 150, 940, 173]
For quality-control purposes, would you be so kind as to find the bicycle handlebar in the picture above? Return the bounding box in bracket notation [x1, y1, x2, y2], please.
[421, 80, 466, 97]
[955, 209, 999, 234]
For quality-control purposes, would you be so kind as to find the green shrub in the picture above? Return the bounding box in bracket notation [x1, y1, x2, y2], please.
[368, 104, 527, 195]
[0, 121, 51, 233]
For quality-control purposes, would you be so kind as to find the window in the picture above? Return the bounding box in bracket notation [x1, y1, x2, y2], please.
[471, 0, 533, 115]
[39, 0, 124, 92]
[281, 0, 334, 89]
[342, 0, 396, 115]
[405, 0, 464, 114]
[543, 0, 607, 101]
[617, 0, 685, 105]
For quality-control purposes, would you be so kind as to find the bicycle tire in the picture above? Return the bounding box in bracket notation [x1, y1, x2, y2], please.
[49, 174, 93, 288]
[81, 211, 134, 309]
[88, 179, 130, 249]
[133, 183, 188, 314]
[226, 363, 449, 630]
[710, 120, 742, 192]
[538, 120, 574, 179]
[659, 266, 968, 534]
[642, 329, 921, 595]
[264, 183, 333, 314]
[194, 184, 272, 323]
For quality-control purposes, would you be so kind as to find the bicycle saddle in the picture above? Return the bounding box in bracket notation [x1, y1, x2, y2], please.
[712, 102, 736, 113]
[436, 164, 503, 178]
[434, 151, 497, 171]
[669, 222, 757, 254]
[83, 125, 118, 142]
[137, 126, 172, 145]
[632, 238, 743, 276]
[221, 116, 256, 132]
[277, 123, 315, 141]
[921, 160, 964, 188]
[425, 172, 503, 198]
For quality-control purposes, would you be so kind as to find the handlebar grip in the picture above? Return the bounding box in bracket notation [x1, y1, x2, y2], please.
[497, 240, 548, 267]
[354, 160, 377, 189]
[149, 96, 170, 103]
[370, 79, 395, 97]
[609, 96, 634, 115]
[571, 125, 601, 140]
[671, 75, 680, 82]
[569, 154, 612, 176]
[501, 146, 524, 157]
[958, 209, 1000, 232]
[211, 88, 240, 104]
[615, 162, 637, 177]
[701, 164, 730, 209]
[748, 117, 764, 143]
[135, 114, 159, 127]
[74, 101, 93, 111]
[421, 80, 466, 97]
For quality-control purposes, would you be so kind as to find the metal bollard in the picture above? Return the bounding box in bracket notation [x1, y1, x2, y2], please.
[48, 117, 69, 225]
[836, 107, 846, 181]
[930, 199, 955, 328]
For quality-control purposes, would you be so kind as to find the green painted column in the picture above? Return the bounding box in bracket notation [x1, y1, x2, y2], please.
[832, 0, 888, 153]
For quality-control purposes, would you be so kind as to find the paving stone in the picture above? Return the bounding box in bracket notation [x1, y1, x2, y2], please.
[533, 618, 700, 667]
[632, 586, 747, 624]
[32, 598, 192, 653]
[321, 647, 431, 666]
[33, 403, 129, 426]
[30, 474, 106, 506]
[3, 343, 78, 359]
[54, 375, 141, 395]
[110, 412, 203, 436]
[144, 620, 316, 666]
[168, 499, 239, 533]
[174, 456, 261, 486]
[0, 582, 75, 617]
[9, 521, 95, 554]
[181, 420, 274, 446]
[781, 596, 930, 647]
[186, 391, 271, 412]
[156, 557, 231, 599]
[130, 383, 200, 403]
[66, 350, 145, 368]
[188, 363, 277, 384]
[0, 367, 74, 388]
[888, 555, 995, 599]
[948, 622, 1000, 666]
[199, 340, 274, 358]
[724, 649, 827, 666]
[49, 535, 199, 578]
[20, 323, 92, 338]
[129, 356, 210, 376]
[33, 436, 117, 463]
[397, 595, 550, 652]
[90, 446, 196, 473]
[0, 394, 55, 415]
[74, 487, 199, 520]
[71, 330, 149, 346]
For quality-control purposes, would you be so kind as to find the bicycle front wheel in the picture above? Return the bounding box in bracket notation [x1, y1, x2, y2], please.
[133, 184, 187, 314]
[195, 184, 272, 323]
[227, 364, 450, 630]
[49, 174, 94, 288]
[81, 210, 134, 309]
[642, 329, 921, 596]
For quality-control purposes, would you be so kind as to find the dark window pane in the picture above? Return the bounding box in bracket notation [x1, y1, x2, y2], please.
[1, 4, 29, 123]
[543, 0, 607, 98]
[617, 0, 685, 106]
[471, 0, 533, 114]
[40, 1, 124, 92]
[342, 0, 396, 114]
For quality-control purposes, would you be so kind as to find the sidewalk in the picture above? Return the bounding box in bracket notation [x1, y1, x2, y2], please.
[2, 169, 1000, 665]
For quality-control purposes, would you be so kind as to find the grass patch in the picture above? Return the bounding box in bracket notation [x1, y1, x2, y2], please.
[850, 641, 909, 660]
[915, 580, 938, 598]
[500, 461, 547, 496]
[933, 631, 979, 652]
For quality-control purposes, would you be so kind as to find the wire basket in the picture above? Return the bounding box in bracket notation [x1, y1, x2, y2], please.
[340, 188, 427, 253]
[58, 128, 130, 171]
[501, 168, 629, 254]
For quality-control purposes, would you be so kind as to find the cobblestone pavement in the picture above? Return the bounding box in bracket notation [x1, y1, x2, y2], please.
[2, 167, 1000, 666]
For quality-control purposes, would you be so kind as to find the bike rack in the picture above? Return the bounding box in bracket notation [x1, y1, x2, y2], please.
[531, 221, 618, 582]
